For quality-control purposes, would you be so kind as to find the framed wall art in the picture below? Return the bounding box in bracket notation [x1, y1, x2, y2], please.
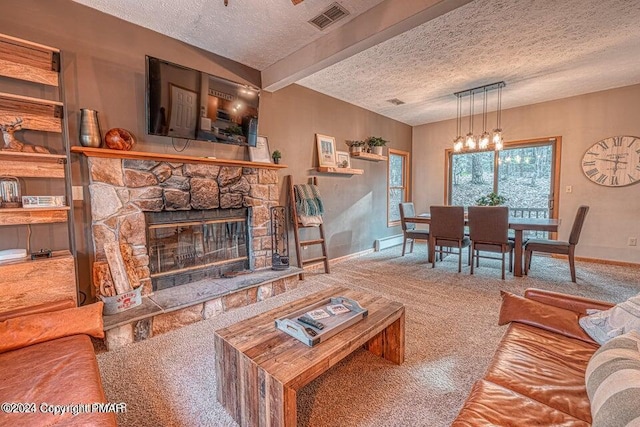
[316, 134, 336, 167]
[335, 151, 350, 168]
[249, 136, 272, 163]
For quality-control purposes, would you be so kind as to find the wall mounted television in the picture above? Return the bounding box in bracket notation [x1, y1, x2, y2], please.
[146, 56, 260, 147]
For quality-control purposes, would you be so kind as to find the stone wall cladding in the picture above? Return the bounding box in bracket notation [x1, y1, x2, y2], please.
[88, 158, 279, 298]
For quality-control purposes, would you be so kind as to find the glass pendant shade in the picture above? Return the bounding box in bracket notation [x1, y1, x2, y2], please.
[453, 136, 464, 152]
[479, 132, 490, 149]
[465, 133, 476, 149]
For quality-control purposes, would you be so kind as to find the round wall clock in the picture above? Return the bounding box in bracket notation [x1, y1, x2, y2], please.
[581, 135, 640, 187]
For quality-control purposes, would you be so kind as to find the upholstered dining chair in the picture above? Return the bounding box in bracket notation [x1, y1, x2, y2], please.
[429, 205, 470, 272]
[468, 206, 515, 280]
[524, 205, 589, 283]
[399, 202, 429, 256]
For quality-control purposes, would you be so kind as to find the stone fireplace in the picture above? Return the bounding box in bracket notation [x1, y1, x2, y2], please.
[88, 157, 278, 297]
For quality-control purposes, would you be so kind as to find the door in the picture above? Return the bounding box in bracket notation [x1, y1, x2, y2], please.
[168, 84, 197, 139]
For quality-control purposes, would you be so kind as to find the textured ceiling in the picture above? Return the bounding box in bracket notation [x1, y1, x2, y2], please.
[298, 0, 640, 125]
[72, 0, 385, 70]
[73, 0, 640, 126]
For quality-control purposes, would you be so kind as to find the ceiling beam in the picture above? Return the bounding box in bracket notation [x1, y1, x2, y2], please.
[261, 0, 474, 92]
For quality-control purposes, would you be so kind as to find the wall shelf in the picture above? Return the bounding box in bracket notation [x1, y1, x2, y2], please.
[0, 206, 70, 226]
[0, 151, 66, 178]
[0, 33, 60, 86]
[316, 167, 364, 175]
[350, 152, 387, 162]
[0, 92, 63, 132]
[71, 146, 288, 170]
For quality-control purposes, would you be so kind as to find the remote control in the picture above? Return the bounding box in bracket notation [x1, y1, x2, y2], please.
[298, 316, 325, 330]
[304, 327, 318, 337]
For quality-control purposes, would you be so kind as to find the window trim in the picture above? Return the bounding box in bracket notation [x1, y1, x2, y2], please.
[443, 136, 562, 221]
[388, 148, 411, 227]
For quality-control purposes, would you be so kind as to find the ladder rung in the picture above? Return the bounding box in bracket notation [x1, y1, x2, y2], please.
[300, 239, 324, 246]
[297, 223, 321, 228]
[302, 256, 327, 265]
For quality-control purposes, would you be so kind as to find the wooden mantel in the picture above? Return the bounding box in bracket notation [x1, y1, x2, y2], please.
[71, 146, 287, 170]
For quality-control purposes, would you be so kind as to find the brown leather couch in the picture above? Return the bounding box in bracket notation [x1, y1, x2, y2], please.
[453, 288, 614, 426]
[0, 300, 117, 427]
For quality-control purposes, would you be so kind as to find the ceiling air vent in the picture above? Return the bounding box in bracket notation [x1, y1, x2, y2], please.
[387, 98, 405, 106]
[309, 3, 350, 30]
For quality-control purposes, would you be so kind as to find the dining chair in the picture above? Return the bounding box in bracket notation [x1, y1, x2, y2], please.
[524, 205, 589, 282]
[467, 206, 514, 280]
[429, 205, 470, 272]
[399, 202, 429, 256]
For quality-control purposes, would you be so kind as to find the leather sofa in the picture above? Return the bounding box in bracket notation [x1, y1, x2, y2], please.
[0, 300, 117, 427]
[453, 288, 614, 426]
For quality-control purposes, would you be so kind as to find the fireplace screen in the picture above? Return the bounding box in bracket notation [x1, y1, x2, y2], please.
[146, 209, 251, 290]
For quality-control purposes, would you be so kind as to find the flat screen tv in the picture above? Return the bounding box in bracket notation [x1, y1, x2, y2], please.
[146, 56, 259, 146]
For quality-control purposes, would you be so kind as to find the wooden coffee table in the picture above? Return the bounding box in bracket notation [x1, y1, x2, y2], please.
[214, 286, 405, 427]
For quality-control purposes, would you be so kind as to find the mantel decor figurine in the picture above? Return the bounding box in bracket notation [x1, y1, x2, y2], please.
[1, 117, 50, 153]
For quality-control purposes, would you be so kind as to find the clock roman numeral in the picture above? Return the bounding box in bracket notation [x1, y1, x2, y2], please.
[587, 151, 599, 156]
[629, 174, 637, 183]
[582, 161, 596, 167]
[598, 141, 609, 150]
[636, 164, 640, 171]
[585, 168, 599, 177]
[610, 176, 619, 186]
[596, 174, 608, 184]
[613, 137, 623, 147]
[628, 138, 638, 148]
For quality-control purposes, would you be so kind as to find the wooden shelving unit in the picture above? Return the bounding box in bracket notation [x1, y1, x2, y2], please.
[71, 146, 289, 170]
[0, 92, 63, 133]
[0, 33, 60, 86]
[316, 166, 364, 175]
[0, 33, 77, 310]
[0, 151, 66, 178]
[0, 206, 70, 225]
[350, 152, 388, 162]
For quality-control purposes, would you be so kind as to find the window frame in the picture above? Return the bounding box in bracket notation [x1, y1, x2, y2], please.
[388, 148, 411, 227]
[444, 136, 562, 220]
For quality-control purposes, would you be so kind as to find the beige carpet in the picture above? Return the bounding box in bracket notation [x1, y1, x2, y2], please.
[97, 245, 640, 426]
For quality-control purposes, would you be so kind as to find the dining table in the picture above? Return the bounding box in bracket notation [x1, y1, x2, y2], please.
[404, 213, 560, 277]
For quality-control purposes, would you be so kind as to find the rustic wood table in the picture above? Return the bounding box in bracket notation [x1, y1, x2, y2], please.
[214, 286, 405, 427]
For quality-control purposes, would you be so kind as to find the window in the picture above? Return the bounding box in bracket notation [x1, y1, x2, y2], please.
[446, 138, 561, 234]
[388, 149, 410, 226]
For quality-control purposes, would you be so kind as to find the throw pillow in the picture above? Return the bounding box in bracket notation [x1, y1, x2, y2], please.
[585, 330, 640, 427]
[0, 302, 104, 354]
[498, 291, 594, 343]
[579, 293, 640, 345]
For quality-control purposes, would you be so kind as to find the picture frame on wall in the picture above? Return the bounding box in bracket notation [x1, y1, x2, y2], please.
[335, 151, 350, 168]
[249, 136, 271, 163]
[316, 134, 337, 167]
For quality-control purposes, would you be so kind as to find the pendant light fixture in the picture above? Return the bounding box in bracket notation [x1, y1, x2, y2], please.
[452, 81, 505, 152]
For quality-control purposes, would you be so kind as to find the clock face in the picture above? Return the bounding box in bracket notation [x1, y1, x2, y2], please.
[581, 136, 640, 187]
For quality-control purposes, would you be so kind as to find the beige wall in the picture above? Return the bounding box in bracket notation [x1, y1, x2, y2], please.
[0, 0, 412, 298]
[412, 84, 640, 264]
[260, 84, 412, 260]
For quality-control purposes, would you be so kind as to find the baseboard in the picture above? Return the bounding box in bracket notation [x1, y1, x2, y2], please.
[374, 234, 404, 251]
[551, 254, 640, 268]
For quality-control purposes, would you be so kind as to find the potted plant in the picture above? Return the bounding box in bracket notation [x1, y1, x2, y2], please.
[271, 150, 281, 164]
[476, 192, 507, 206]
[365, 136, 388, 155]
[345, 140, 365, 153]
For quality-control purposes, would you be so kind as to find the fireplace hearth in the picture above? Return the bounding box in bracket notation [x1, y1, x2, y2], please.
[146, 208, 252, 290]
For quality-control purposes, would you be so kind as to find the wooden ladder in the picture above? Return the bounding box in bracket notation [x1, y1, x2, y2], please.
[287, 175, 330, 279]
